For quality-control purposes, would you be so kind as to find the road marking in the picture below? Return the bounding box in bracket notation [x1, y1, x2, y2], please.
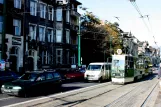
[0, 97, 14, 101]
[4, 82, 111, 107]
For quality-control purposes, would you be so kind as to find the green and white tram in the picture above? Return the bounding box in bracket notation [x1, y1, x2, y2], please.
[111, 55, 150, 84]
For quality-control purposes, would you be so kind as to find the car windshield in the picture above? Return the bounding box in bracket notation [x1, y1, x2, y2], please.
[20, 73, 38, 81]
[87, 65, 102, 71]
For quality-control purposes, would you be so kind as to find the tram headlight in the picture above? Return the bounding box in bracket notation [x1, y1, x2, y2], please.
[112, 73, 115, 76]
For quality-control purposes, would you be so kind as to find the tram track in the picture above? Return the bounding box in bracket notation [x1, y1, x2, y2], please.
[141, 81, 159, 107]
[5, 75, 157, 107]
[27, 82, 124, 107]
[68, 75, 156, 107]
[29, 76, 154, 107]
[104, 75, 157, 107]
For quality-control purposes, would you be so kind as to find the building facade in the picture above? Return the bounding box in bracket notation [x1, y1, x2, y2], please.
[122, 32, 138, 57]
[0, 0, 24, 72]
[0, 0, 82, 72]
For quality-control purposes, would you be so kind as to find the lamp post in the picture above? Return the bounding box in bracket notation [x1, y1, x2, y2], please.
[78, 16, 81, 68]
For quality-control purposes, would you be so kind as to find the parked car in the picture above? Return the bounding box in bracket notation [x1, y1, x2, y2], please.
[64, 68, 84, 82]
[1, 71, 62, 97]
[55, 68, 69, 81]
[0, 71, 20, 93]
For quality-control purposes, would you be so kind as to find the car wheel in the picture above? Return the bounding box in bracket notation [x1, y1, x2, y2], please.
[98, 77, 103, 83]
[84, 79, 88, 83]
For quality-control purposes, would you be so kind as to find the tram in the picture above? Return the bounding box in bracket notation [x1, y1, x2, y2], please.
[111, 54, 152, 84]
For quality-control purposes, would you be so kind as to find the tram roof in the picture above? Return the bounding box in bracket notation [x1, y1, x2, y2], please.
[89, 62, 111, 65]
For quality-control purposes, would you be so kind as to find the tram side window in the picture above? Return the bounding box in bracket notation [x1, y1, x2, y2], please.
[129, 61, 134, 69]
[125, 56, 128, 60]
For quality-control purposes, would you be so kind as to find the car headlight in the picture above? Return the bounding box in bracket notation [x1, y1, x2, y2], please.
[13, 86, 22, 90]
[1, 85, 4, 88]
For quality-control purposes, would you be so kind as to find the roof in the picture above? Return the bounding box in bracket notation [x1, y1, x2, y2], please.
[89, 62, 111, 65]
[71, 0, 82, 5]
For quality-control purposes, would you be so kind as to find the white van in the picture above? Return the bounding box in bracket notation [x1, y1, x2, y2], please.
[84, 62, 111, 82]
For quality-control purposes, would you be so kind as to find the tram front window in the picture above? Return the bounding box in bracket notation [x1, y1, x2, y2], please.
[112, 60, 125, 72]
[87, 65, 102, 71]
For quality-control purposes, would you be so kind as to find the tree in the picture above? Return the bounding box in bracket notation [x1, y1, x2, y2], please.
[81, 12, 123, 65]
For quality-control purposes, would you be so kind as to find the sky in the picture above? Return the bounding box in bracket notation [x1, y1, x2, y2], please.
[78, 0, 161, 48]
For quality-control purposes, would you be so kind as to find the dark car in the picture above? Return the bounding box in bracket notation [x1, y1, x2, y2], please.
[64, 69, 84, 82]
[55, 68, 70, 81]
[1, 71, 62, 97]
[0, 71, 20, 93]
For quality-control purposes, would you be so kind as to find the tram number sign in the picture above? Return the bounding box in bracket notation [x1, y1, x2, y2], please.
[117, 49, 122, 55]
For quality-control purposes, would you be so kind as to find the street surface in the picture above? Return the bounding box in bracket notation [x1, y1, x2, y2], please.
[2, 71, 160, 107]
[1, 71, 160, 107]
[0, 82, 100, 107]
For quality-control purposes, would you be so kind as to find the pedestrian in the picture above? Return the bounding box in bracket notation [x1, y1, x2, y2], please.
[158, 61, 161, 79]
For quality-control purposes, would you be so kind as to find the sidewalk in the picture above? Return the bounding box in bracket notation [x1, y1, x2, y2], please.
[154, 91, 161, 107]
[154, 81, 161, 107]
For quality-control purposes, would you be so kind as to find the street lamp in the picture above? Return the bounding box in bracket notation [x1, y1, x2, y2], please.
[78, 16, 81, 68]
[78, 6, 87, 68]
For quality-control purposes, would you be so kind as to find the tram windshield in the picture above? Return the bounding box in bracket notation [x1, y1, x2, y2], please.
[112, 59, 125, 71]
[87, 65, 102, 71]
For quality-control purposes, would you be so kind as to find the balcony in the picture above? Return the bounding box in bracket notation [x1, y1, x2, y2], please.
[71, 10, 80, 18]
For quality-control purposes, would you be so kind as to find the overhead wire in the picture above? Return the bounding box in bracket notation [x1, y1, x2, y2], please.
[130, 1, 158, 48]
[146, 15, 158, 47]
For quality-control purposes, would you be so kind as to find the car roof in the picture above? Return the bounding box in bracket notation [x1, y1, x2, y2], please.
[25, 70, 57, 74]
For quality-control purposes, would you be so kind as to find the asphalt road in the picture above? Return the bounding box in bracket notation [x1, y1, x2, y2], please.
[3, 73, 158, 107]
[0, 70, 158, 107]
[0, 81, 101, 107]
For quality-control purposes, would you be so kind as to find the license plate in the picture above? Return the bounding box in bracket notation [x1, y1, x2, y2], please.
[4, 89, 11, 92]
[88, 78, 93, 80]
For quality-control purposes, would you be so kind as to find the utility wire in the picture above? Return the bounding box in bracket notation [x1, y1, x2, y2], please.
[145, 15, 158, 47]
[131, 2, 150, 32]
[132, 2, 158, 47]
[130, 1, 158, 48]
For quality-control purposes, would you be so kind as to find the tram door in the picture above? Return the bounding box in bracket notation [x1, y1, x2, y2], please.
[125, 56, 134, 77]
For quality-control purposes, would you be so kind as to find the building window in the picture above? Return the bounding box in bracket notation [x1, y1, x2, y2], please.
[48, 6, 54, 21]
[14, 0, 21, 9]
[42, 51, 48, 64]
[30, 0, 37, 16]
[29, 24, 36, 40]
[40, 3, 46, 18]
[66, 10, 70, 23]
[66, 50, 69, 64]
[13, 19, 21, 36]
[0, 16, 3, 33]
[56, 49, 63, 64]
[39, 26, 45, 42]
[0, 0, 3, 4]
[71, 53, 76, 64]
[56, 29, 62, 43]
[47, 28, 53, 42]
[56, 8, 62, 21]
[72, 4, 75, 10]
[66, 29, 70, 44]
